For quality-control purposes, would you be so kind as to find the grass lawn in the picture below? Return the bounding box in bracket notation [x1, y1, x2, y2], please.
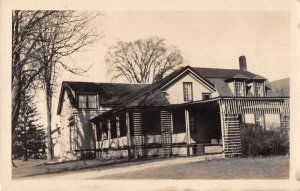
[12, 158, 127, 178]
[12, 157, 172, 178]
[99, 156, 289, 179]
[13, 155, 289, 179]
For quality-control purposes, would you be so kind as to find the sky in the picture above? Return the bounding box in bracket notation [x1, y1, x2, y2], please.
[35, 11, 290, 128]
[61, 11, 290, 83]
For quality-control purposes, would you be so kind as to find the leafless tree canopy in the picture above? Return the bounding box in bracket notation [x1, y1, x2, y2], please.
[106, 37, 184, 83]
[12, 10, 101, 160]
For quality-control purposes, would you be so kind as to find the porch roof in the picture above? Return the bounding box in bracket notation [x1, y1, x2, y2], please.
[90, 96, 289, 123]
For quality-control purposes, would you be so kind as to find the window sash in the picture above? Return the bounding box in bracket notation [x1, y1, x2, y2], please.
[255, 82, 264, 97]
[88, 95, 97, 108]
[235, 82, 245, 97]
[202, 93, 211, 100]
[183, 82, 193, 101]
[78, 94, 97, 109]
[78, 95, 87, 108]
[255, 113, 265, 129]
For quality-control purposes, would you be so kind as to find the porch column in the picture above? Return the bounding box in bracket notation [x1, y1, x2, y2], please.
[160, 110, 172, 157]
[74, 115, 78, 150]
[185, 109, 191, 156]
[132, 109, 145, 158]
[116, 116, 120, 148]
[99, 121, 103, 149]
[126, 112, 132, 159]
[98, 121, 104, 158]
[107, 119, 111, 148]
[92, 123, 97, 150]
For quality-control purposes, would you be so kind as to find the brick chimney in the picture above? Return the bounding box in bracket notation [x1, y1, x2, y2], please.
[239, 56, 247, 71]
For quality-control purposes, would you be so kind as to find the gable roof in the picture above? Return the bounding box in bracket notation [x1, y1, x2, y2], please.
[206, 78, 234, 96]
[193, 67, 266, 79]
[192, 67, 269, 89]
[192, 67, 260, 79]
[110, 66, 216, 110]
[115, 66, 270, 109]
[57, 64, 272, 119]
[57, 81, 147, 114]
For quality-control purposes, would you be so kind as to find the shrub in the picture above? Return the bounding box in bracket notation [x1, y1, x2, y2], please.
[80, 151, 96, 160]
[240, 123, 289, 157]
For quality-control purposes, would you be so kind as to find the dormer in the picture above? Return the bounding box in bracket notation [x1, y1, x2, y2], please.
[246, 75, 267, 97]
[225, 56, 267, 97]
[225, 74, 248, 97]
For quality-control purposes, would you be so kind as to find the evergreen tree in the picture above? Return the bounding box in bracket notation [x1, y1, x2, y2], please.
[12, 91, 46, 160]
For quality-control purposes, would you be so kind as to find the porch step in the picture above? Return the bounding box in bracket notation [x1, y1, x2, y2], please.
[226, 142, 242, 145]
[225, 150, 242, 153]
[225, 153, 242, 157]
[224, 135, 241, 137]
[226, 141, 242, 145]
[225, 144, 241, 147]
[225, 148, 242, 151]
[226, 133, 240, 135]
[224, 137, 241, 140]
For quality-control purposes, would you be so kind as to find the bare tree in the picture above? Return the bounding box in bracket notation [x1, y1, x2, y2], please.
[12, 10, 101, 160]
[35, 11, 101, 159]
[106, 37, 184, 83]
[12, 11, 56, 134]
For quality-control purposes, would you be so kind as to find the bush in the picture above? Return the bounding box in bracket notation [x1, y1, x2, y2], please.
[240, 124, 289, 157]
[80, 151, 96, 160]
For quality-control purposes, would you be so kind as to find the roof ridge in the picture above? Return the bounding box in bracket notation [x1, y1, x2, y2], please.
[191, 66, 241, 70]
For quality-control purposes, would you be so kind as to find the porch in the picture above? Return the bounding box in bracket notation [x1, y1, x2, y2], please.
[89, 97, 290, 158]
[90, 102, 223, 158]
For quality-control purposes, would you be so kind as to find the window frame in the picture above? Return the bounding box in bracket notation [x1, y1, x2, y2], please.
[183, 82, 193, 102]
[202, 93, 212, 100]
[254, 82, 265, 97]
[234, 81, 245, 97]
[255, 113, 265, 130]
[77, 93, 98, 109]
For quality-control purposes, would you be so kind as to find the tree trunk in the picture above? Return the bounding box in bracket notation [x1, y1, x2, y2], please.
[45, 90, 54, 160]
[12, 78, 22, 132]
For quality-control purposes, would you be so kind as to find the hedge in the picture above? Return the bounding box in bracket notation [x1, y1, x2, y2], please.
[240, 123, 289, 157]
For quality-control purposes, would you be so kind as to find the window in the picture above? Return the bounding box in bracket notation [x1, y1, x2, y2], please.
[78, 94, 97, 109]
[235, 81, 245, 97]
[202, 93, 212, 100]
[255, 82, 264, 97]
[265, 114, 280, 131]
[255, 113, 265, 130]
[183, 82, 193, 101]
